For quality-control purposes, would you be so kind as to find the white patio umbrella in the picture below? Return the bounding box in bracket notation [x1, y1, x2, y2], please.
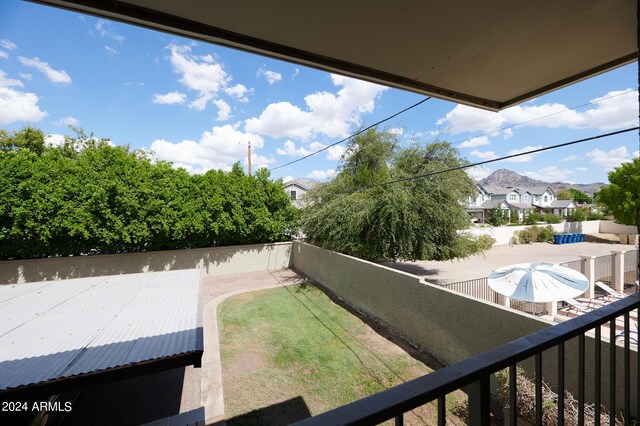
[488, 262, 589, 303]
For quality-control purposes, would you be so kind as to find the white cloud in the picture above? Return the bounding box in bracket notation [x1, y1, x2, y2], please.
[245, 74, 387, 140]
[44, 133, 65, 148]
[54, 116, 79, 127]
[585, 146, 631, 170]
[460, 136, 490, 148]
[504, 145, 543, 163]
[257, 67, 282, 85]
[523, 166, 573, 181]
[150, 124, 265, 173]
[307, 169, 337, 180]
[291, 69, 300, 79]
[560, 154, 580, 162]
[0, 87, 47, 124]
[0, 51, 7, 59]
[466, 165, 492, 181]
[389, 127, 404, 136]
[634, 151, 640, 158]
[503, 128, 513, 139]
[225, 84, 251, 102]
[152, 91, 187, 105]
[214, 99, 231, 121]
[283, 176, 293, 183]
[18, 56, 72, 85]
[437, 89, 639, 136]
[19, 73, 32, 80]
[104, 45, 118, 57]
[95, 20, 125, 43]
[166, 44, 251, 110]
[0, 70, 23, 88]
[470, 149, 498, 160]
[576, 167, 588, 172]
[0, 39, 17, 51]
[326, 145, 346, 161]
[276, 140, 326, 157]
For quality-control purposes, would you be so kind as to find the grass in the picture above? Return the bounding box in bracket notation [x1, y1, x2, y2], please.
[218, 283, 467, 425]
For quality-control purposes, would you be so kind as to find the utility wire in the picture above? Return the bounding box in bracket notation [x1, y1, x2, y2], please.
[336, 126, 639, 194]
[449, 89, 636, 148]
[269, 97, 431, 171]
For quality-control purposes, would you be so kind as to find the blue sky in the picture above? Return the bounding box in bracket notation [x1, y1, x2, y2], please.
[1, 1, 638, 184]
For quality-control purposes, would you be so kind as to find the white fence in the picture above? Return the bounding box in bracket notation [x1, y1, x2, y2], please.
[465, 220, 601, 246]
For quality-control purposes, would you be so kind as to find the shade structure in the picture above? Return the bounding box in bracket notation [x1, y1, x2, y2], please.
[488, 262, 589, 303]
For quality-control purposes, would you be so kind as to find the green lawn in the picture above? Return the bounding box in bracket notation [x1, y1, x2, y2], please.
[218, 283, 466, 425]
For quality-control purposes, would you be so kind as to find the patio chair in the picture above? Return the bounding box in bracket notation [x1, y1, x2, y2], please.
[559, 298, 593, 314]
[595, 281, 626, 300]
[575, 297, 606, 309]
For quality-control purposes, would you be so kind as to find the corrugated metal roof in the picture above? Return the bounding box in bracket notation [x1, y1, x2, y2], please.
[0, 269, 202, 393]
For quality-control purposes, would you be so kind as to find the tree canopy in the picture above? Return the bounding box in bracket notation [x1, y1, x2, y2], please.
[0, 127, 299, 259]
[300, 128, 488, 261]
[556, 188, 592, 204]
[596, 158, 640, 233]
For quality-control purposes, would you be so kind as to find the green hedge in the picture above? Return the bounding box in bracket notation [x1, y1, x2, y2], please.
[0, 129, 299, 259]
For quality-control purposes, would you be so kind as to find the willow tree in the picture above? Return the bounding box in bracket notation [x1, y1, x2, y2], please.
[301, 128, 486, 261]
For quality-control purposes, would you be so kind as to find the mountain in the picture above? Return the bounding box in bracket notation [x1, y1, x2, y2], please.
[478, 169, 606, 195]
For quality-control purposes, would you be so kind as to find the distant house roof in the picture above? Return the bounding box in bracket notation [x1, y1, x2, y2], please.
[284, 178, 319, 191]
[0, 269, 203, 398]
[480, 185, 516, 195]
[507, 203, 534, 210]
[480, 200, 508, 209]
[520, 186, 555, 195]
[551, 200, 577, 208]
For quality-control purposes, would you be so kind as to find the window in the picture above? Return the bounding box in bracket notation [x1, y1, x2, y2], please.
[290, 190, 297, 200]
[509, 194, 517, 201]
[544, 195, 548, 202]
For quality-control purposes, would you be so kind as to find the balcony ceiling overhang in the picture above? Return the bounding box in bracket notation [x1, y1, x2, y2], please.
[31, 0, 637, 111]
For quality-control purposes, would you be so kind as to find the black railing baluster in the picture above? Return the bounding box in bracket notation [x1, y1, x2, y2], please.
[558, 342, 565, 425]
[595, 326, 601, 426]
[578, 333, 585, 426]
[437, 395, 445, 426]
[509, 364, 517, 426]
[395, 413, 403, 426]
[535, 353, 542, 426]
[610, 319, 616, 426]
[623, 313, 630, 426]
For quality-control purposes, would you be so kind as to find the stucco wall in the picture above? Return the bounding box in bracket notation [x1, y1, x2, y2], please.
[291, 241, 637, 416]
[599, 220, 638, 235]
[466, 220, 602, 246]
[0, 242, 292, 284]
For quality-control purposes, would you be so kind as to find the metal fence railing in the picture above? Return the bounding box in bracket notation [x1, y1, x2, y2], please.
[297, 295, 640, 426]
[441, 278, 548, 316]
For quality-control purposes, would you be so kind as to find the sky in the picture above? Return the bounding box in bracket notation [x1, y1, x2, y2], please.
[1, 1, 639, 184]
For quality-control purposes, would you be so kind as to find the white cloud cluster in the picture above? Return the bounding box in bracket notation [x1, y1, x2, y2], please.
[54, 116, 79, 127]
[307, 169, 337, 180]
[18, 56, 72, 85]
[585, 146, 631, 170]
[276, 140, 325, 157]
[0, 70, 47, 124]
[460, 136, 490, 148]
[470, 149, 497, 160]
[523, 166, 573, 181]
[438, 89, 639, 136]
[504, 145, 543, 163]
[257, 67, 282, 85]
[95, 20, 125, 43]
[104, 46, 118, 57]
[162, 44, 252, 119]
[466, 165, 492, 181]
[0, 39, 17, 59]
[152, 91, 186, 105]
[150, 124, 270, 173]
[245, 74, 387, 140]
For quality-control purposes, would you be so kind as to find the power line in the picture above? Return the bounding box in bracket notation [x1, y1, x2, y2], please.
[269, 96, 431, 171]
[450, 89, 636, 148]
[340, 126, 639, 194]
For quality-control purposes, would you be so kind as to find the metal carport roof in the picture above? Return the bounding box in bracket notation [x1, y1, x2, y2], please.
[29, 0, 638, 111]
[0, 269, 203, 398]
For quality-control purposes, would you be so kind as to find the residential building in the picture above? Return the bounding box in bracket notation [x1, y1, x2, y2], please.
[283, 178, 318, 208]
[467, 184, 576, 223]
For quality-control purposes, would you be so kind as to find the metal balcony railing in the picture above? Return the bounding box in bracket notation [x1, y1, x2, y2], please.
[295, 293, 640, 426]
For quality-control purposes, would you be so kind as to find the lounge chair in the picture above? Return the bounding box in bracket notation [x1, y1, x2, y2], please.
[559, 298, 593, 314]
[595, 281, 626, 300]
